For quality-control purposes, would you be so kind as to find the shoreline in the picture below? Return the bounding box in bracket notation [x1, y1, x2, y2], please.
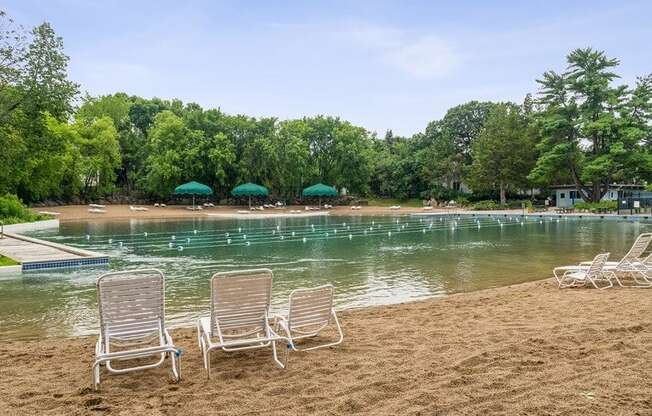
[1, 278, 650, 415]
[31, 204, 463, 223]
[31, 204, 631, 224]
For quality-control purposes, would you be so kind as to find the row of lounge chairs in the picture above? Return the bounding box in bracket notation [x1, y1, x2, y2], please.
[92, 269, 343, 389]
[554, 233, 652, 289]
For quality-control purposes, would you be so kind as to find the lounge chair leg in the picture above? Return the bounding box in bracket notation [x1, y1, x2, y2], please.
[196, 320, 202, 349]
[271, 338, 288, 369]
[170, 350, 180, 382]
[91, 362, 100, 390]
[206, 349, 212, 379]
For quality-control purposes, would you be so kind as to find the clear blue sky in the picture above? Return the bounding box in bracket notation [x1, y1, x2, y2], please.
[5, 1, 652, 136]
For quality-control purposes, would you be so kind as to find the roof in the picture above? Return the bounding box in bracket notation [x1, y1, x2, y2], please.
[549, 184, 645, 190]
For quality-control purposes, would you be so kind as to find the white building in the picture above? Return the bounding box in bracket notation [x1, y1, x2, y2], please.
[551, 184, 644, 208]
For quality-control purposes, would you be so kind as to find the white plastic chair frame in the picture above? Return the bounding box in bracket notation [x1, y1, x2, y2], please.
[93, 269, 180, 390]
[557, 253, 614, 289]
[583, 233, 652, 287]
[196, 269, 289, 379]
[555, 233, 652, 287]
[275, 284, 343, 353]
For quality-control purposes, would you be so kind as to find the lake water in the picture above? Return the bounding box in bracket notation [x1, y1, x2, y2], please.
[0, 214, 648, 340]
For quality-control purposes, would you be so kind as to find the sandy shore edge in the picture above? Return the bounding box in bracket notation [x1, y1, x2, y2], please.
[1, 278, 650, 415]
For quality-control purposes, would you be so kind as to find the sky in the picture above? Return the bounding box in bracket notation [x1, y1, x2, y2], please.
[5, 0, 652, 136]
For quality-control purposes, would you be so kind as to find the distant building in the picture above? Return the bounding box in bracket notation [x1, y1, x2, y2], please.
[551, 184, 645, 208]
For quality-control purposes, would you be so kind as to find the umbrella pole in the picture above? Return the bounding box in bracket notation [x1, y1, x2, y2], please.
[193, 194, 195, 211]
[319, 196, 322, 208]
[249, 196, 251, 209]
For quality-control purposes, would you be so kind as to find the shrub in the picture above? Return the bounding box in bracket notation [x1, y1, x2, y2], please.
[574, 200, 617, 212]
[420, 187, 471, 205]
[471, 200, 499, 210]
[507, 199, 533, 210]
[455, 196, 471, 207]
[0, 194, 48, 225]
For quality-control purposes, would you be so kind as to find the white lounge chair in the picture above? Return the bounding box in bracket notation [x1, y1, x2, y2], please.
[89, 203, 106, 209]
[578, 233, 652, 287]
[92, 269, 180, 390]
[38, 211, 61, 216]
[389, 205, 401, 210]
[196, 269, 289, 378]
[88, 208, 106, 214]
[275, 285, 343, 356]
[130, 205, 149, 212]
[555, 252, 613, 289]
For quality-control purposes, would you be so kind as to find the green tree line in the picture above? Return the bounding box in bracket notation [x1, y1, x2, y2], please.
[1, 12, 651, 205]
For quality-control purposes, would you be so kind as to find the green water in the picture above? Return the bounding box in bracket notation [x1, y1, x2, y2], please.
[0, 215, 648, 340]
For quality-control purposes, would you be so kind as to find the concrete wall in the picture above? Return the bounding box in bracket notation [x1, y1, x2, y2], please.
[3, 219, 59, 233]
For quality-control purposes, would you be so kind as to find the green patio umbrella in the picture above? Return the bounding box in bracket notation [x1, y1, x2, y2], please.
[231, 182, 269, 208]
[302, 183, 338, 207]
[174, 181, 213, 210]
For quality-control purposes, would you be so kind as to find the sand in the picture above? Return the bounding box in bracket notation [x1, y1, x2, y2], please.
[35, 204, 454, 222]
[1, 279, 650, 415]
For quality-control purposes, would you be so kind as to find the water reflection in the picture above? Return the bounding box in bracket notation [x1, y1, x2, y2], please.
[0, 215, 649, 340]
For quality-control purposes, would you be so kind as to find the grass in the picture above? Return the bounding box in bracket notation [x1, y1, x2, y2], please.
[365, 198, 424, 208]
[0, 255, 18, 266]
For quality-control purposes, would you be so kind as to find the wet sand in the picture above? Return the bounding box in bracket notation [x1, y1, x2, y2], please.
[1, 279, 650, 415]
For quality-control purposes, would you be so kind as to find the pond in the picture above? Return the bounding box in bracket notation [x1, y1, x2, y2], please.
[0, 214, 647, 340]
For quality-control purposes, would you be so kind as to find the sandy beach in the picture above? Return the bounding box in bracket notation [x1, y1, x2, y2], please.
[34, 204, 459, 222]
[1, 279, 650, 415]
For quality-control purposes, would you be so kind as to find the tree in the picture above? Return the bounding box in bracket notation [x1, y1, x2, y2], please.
[529, 48, 652, 202]
[21, 22, 79, 121]
[45, 114, 121, 199]
[140, 111, 188, 196]
[419, 101, 498, 191]
[78, 93, 143, 189]
[0, 10, 27, 121]
[13, 21, 79, 201]
[468, 103, 535, 205]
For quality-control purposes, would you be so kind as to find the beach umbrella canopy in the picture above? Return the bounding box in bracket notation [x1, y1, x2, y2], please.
[302, 183, 338, 197]
[231, 182, 269, 208]
[302, 183, 337, 207]
[174, 181, 213, 196]
[174, 181, 213, 210]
